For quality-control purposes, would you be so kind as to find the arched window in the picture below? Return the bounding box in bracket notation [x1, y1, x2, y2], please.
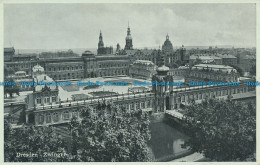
[63, 111, 70, 120]
[46, 113, 51, 123]
[38, 114, 44, 124]
[53, 113, 59, 122]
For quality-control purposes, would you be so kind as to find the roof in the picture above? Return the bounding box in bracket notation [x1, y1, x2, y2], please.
[190, 55, 222, 60]
[194, 64, 234, 69]
[34, 74, 56, 91]
[133, 60, 155, 65]
[4, 47, 15, 53]
[125, 49, 139, 55]
[217, 54, 237, 59]
[15, 71, 26, 74]
[82, 50, 94, 56]
[157, 65, 169, 72]
[32, 64, 44, 72]
[192, 64, 237, 73]
[241, 55, 256, 60]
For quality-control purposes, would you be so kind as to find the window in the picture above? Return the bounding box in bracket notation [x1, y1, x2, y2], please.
[130, 103, 134, 110]
[52, 96, 56, 103]
[136, 103, 140, 109]
[37, 98, 41, 104]
[53, 113, 59, 122]
[44, 97, 50, 104]
[141, 102, 145, 109]
[63, 111, 70, 120]
[38, 114, 44, 124]
[147, 101, 151, 107]
[46, 113, 51, 123]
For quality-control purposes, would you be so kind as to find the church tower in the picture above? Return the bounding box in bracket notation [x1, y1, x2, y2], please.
[98, 30, 104, 49]
[124, 23, 133, 50]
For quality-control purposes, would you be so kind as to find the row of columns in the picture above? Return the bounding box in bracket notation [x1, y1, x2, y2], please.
[30, 97, 153, 126]
[169, 86, 249, 110]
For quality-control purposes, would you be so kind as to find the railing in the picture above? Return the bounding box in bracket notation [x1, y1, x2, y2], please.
[31, 91, 155, 111]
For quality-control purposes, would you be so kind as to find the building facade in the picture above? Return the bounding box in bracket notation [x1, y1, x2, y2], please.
[129, 60, 157, 79]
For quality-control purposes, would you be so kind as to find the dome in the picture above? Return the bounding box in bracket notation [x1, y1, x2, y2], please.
[157, 65, 169, 72]
[32, 64, 44, 72]
[162, 35, 173, 53]
[82, 50, 94, 57]
[163, 40, 173, 47]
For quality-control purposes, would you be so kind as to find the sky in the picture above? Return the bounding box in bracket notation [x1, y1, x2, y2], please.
[4, 3, 256, 49]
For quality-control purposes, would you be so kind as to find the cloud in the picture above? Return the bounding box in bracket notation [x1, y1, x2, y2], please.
[4, 3, 256, 49]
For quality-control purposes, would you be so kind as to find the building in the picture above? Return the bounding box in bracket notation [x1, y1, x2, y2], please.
[237, 55, 256, 73]
[217, 54, 237, 66]
[124, 24, 133, 50]
[96, 55, 130, 77]
[129, 60, 157, 79]
[39, 50, 78, 58]
[162, 34, 174, 54]
[187, 64, 239, 82]
[11, 71, 33, 91]
[97, 31, 113, 55]
[189, 54, 222, 65]
[4, 47, 15, 62]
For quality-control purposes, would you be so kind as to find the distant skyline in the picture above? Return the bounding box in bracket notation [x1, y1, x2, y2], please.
[4, 3, 256, 49]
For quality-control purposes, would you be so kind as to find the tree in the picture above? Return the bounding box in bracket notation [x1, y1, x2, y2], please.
[69, 102, 152, 162]
[182, 99, 256, 161]
[4, 120, 70, 162]
[4, 78, 19, 98]
[249, 65, 256, 76]
[230, 65, 244, 77]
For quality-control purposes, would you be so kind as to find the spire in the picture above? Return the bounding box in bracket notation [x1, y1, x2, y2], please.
[98, 30, 104, 48]
[125, 22, 133, 50]
[127, 23, 131, 35]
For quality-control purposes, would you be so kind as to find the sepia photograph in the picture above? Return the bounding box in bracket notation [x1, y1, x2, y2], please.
[3, 2, 257, 162]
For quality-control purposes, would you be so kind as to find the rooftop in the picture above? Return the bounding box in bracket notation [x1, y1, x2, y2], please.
[133, 60, 155, 65]
[4, 47, 15, 53]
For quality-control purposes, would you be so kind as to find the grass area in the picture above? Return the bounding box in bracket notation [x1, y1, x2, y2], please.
[61, 85, 80, 92]
[71, 94, 89, 101]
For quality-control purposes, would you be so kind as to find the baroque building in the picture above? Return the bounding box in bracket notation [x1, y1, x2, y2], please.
[162, 34, 174, 54]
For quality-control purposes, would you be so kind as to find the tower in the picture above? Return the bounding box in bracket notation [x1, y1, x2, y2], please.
[180, 45, 186, 62]
[152, 50, 170, 112]
[97, 31, 113, 55]
[98, 30, 104, 49]
[124, 23, 133, 50]
[116, 43, 121, 52]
